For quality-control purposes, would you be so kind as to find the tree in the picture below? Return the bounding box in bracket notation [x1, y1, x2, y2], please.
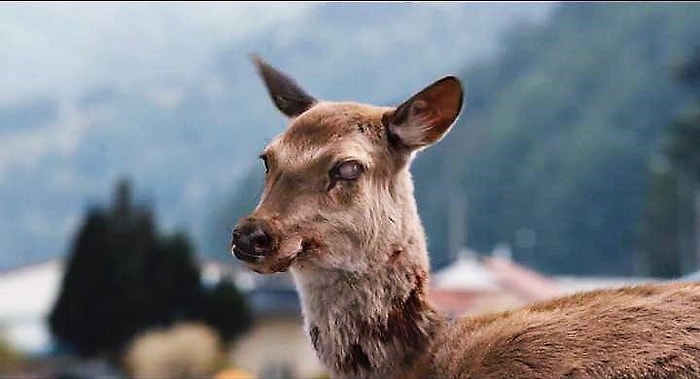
[636, 48, 700, 276]
[636, 168, 683, 277]
[200, 281, 252, 344]
[49, 178, 251, 359]
[668, 49, 700, 180]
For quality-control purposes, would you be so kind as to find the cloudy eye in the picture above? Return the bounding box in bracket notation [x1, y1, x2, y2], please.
[332, 160, 364, 181]
[260, 154, 269, 174]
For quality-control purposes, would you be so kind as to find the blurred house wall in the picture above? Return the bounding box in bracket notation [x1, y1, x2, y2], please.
[230, 314, 324, 379]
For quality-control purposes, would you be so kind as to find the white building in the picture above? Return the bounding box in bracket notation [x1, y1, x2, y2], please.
[0, 259, 64, 355]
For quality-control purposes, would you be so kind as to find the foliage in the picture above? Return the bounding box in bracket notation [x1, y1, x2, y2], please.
[638, 47, 700, 277]
[636, 169, 683, 277]
[200, 281, 252, 343]
[667, 111, 700, 179]
[413, 4, 700, 274]
[49, 178, 251, 359]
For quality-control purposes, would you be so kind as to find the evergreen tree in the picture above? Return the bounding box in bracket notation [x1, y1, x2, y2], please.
[49, 178, 251, 358]
[668, 49, 700, 180]
[200, 281, 252, 344]
[637, 49, 700, 277]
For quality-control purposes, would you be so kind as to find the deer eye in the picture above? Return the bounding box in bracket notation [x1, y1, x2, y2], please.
[332, 160, 364, 181]
[260, 154, 269, 174]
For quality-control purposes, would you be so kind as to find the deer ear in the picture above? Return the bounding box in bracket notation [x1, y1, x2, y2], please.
[383, 76, 464, 150]
[251, 54, 317, 118]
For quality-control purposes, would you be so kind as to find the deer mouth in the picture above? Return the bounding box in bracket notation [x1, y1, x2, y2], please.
[232, 248, 293, 274]
[231, 247, 266, 264]
[231, 235, 313, 274]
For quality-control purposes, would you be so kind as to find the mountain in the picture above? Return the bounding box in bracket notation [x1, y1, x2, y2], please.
[0, 3, 553, 269]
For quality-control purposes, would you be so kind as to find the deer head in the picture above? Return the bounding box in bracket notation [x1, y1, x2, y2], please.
[231, 56, 464, 275]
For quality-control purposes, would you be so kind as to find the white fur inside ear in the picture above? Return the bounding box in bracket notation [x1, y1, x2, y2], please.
[389, 112, 434, 147]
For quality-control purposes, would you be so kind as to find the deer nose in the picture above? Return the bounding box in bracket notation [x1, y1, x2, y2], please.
[231, 220, 273, 262]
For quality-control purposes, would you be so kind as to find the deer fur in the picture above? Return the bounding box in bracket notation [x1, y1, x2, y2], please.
[231, 56, 700, 379]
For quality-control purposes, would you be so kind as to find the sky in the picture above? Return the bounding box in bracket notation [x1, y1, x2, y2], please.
[0, 3, 311, 100]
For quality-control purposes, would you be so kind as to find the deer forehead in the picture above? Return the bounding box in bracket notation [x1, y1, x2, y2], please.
[265, 101, 392, 169]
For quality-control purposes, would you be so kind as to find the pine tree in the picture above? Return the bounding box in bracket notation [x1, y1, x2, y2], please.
[49, 178, 251, 359]
[637, 50, 700, 277]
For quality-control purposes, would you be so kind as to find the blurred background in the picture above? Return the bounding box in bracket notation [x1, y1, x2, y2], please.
[1, 2, 700, 378]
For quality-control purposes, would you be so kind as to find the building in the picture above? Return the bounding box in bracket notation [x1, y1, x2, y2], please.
[0, 259, 64, 356]
[429, 247, 562, 317]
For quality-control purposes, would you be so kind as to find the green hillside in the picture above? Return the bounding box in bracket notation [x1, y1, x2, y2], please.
[415, 3, 700, 274]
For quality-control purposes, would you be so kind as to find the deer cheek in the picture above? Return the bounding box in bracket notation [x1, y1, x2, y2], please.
[333, 180, 366, 207]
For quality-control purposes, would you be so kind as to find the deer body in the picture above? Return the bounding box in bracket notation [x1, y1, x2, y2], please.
[231, 57, 700, 378]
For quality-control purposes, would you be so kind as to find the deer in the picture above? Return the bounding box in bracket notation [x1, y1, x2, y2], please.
[230, 56, 700, 378]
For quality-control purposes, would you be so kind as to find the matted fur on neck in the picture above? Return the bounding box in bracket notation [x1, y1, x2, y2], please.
[291, 258, 443, 379]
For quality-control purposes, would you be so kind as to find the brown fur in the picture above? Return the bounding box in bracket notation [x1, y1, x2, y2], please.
[231, 57, 700, 378]
[432, 282, 700, 378]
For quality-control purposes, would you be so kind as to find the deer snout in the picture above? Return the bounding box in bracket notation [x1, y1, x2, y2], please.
[231, 219, 274, 262]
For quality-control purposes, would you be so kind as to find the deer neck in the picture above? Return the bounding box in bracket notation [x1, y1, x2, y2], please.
[290, 255, 444, 378]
